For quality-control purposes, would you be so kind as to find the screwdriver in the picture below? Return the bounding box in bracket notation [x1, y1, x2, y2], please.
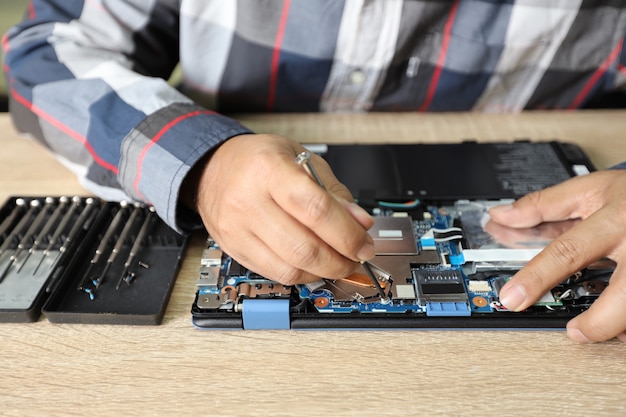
[18, 196, 69, 273]
[93, 202, 142, 288]
[77, 201, 128, 291]
[45, 198, 98, 292]
[34, 196, 84, 275]
[0, 198, 54, 279]
[295, 151, 390, 303]
[0, 199, 38, 259]
[0, 204, 34, 284]
[0, 198, 27, 240]
[116, 206, 155, 289]
[0, 197, 54, 281]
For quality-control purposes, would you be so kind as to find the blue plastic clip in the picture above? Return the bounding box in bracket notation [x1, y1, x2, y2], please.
[426, 301, 471, 317]
[241, 299, 291, 330]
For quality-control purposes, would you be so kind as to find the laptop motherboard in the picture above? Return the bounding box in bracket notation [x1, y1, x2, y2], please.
[191, 199, 612, 330]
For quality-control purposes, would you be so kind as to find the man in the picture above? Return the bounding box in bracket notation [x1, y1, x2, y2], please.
[3, 0, 626, 342]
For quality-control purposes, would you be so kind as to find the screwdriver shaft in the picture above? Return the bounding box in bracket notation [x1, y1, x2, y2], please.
[0, 200, 38, 257]
[0, 198, 26, 241]
[116, 207, 155, 289]
[0, 200, 41, 282]
[94, 203, 141, 288]
[27, 197, 69, 253]
[45, 198, 98, 290]
[33, 197, 82, 275]
[77, 201, 128, 290]
[294, 151, 389, 303]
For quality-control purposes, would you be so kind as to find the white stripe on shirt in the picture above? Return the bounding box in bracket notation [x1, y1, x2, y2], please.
[475, 0, 581, 112]
[321, 0, 403, 111]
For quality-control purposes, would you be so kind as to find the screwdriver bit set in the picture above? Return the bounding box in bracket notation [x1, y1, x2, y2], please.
[0, 196, 189, 324]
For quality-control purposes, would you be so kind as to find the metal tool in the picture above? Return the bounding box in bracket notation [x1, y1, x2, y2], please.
[93, 203, 142, 288]
[295, 151, 327, 191]
[34, 196, 82, 275]
[0, 199, 38, 259]
[116, 206, 155, 289]
[18, 196, 69, 273]
[0, 198, 27, 240]
[45, 198, 98, 292]
[295, 151, 390, 303]
[0, 197, 55, 279]
[0, 197, 54, 281]
[77, 201, 128, 291]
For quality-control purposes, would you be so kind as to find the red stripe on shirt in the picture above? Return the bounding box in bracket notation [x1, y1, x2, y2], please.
[10, 85, 119, 174]
[133, 109, 214, 200]
[568, 39, 624, 109]
[266, 0, 291, 112]
[28, 1, 36, 20]
[1, 33, 9, 54]
[418, 0, 460, 112]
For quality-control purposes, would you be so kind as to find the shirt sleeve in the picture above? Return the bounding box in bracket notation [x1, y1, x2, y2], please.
[2, 0, 252, 233]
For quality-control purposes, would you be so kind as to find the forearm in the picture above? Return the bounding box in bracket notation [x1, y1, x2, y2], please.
[2, 0, 251, 233]
[119, 103, 252, 232]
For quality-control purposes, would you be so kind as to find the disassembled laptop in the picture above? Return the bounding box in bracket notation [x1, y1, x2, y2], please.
[192, 145, 613, 330]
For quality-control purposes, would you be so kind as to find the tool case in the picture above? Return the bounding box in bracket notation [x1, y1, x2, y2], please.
[0, 196, 189, 324]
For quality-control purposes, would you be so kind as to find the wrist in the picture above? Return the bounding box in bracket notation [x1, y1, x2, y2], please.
[181, 152, 212, 213]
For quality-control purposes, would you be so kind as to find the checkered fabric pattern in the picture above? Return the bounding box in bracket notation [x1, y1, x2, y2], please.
[3, 0, 626, 232]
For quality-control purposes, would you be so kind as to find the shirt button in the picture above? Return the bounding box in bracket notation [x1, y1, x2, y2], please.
[349, 70, 366, 84]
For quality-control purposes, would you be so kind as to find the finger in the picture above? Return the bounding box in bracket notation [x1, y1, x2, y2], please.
[216, 230, 322, 285]
[272, 159, 376, 263]
[498, 208, 619, 312]
[309, 152, 355, 202]
[566, 263, 626, 342]
[252, 194, 362, 281]
[337, 197, 375, 230]
[489, 175, 601, 228]
[305, 153, 375, 229]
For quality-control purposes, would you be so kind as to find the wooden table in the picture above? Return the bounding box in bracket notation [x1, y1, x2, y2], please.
[1, 111, 625, 417]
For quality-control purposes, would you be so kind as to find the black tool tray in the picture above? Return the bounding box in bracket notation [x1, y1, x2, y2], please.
[0, 196, 189, 324]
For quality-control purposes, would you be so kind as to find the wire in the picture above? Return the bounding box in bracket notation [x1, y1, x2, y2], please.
[377, 199, 421, 209]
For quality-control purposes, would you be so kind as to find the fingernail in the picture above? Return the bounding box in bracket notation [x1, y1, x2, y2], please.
[490, 204, 514, 214]
[340, 200, 373, 225]
[498, 284, 526, 311]
[347, 201, 370, 218]
[357, 242, 376, 261]
[567, 326, 592, 343]
[617, 332, 626, 343]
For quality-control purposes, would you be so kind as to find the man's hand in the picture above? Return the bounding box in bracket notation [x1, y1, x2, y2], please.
[188, 134, 375, 285]
[489, 170, 626, 343]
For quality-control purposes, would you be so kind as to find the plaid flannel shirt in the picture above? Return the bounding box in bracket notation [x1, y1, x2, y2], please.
[3, 0, 626, 232]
